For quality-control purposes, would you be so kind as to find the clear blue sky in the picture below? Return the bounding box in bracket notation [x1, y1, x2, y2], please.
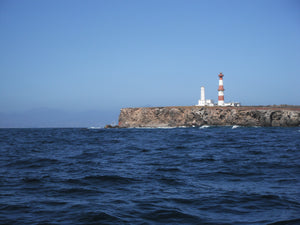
[0, 0, 299, 126]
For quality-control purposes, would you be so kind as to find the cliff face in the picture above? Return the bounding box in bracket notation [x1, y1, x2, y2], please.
[118, 106, 300, 128]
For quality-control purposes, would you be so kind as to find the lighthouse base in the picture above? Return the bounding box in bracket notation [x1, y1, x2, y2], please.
[197, 99, 214, 106]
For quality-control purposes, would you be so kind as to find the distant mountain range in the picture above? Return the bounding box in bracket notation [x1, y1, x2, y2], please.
[0, 108, 119, 128]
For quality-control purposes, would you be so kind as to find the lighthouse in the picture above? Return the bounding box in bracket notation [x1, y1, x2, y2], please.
[218, 72, 225, 106]
[196, 72, 240, 107]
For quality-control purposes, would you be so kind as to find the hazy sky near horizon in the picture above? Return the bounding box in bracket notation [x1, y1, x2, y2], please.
[1, 0, 300, 115]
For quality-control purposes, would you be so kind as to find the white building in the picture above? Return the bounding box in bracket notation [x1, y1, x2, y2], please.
[196, 86, 215, 106]
[223, 102, 241, 107]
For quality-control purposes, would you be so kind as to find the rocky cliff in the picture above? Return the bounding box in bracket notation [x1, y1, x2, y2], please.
[118, 106, 300, 128]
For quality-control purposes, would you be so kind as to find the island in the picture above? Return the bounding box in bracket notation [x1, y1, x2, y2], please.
[116, 106, 300, 128]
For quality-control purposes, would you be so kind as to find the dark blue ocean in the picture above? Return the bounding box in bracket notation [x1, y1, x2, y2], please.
[0, 127, 299, 225]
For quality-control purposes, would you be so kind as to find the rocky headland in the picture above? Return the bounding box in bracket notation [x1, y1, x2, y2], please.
[117, 106, 300, 128]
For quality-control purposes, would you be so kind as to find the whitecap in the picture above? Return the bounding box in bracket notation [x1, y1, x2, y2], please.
[135, 126, 175, 129]
[200, 125, 210, 129]
[88, 127, 102, 129]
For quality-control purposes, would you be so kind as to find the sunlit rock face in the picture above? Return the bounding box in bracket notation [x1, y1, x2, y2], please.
[118, 106, 300, 128]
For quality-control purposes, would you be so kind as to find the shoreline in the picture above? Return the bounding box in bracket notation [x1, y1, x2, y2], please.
[116, 105, 300, 128]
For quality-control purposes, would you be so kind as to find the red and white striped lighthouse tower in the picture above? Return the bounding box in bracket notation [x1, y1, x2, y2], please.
[218, 72, 225, 106]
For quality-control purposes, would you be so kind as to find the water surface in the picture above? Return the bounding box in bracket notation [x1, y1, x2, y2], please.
[0, 127, 299, 224]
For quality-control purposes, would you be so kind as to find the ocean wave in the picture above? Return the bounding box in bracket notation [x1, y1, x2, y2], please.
[200, 125, 210, 129]
[83, 175, 137, 185]
[135, 126, 177, 129]
[87, 126, 103, 129]
[267, 218, 300, 225]
[141, 208, 202, 223]
[6, 157, 60, 168]
[78, 211, 125, 224]
[156, 167, 182, 172]
[56, 187, 99, 195]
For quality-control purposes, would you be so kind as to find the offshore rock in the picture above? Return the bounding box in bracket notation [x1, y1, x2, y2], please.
[104, 124, 119, 129]
[118, 106, 300, 128]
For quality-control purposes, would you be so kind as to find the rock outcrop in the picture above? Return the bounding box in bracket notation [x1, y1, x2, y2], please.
[118, 106, 300, 128]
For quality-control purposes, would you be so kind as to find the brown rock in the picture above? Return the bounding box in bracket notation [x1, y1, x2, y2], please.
[118, 106, 300, 128]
